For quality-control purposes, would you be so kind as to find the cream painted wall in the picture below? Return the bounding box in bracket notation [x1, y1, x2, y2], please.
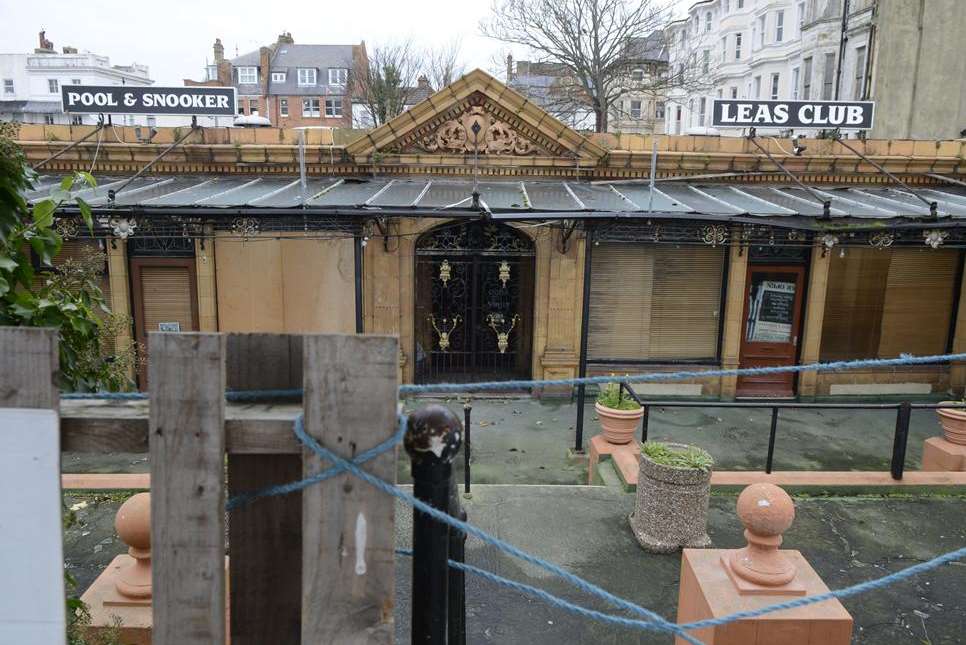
[215, 233, 355, 333]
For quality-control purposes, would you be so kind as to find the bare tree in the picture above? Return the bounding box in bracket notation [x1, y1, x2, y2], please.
[481, 0, 713, 132]
[424, 40, 467, 91]
[351, 41, 423, 128]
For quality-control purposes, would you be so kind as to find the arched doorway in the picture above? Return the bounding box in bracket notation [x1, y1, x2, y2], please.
[414, 221, 535, 383]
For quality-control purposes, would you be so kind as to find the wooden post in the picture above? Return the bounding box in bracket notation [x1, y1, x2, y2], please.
[798, 241, 831, 398]
[720, 232, 749, 400]
[0, 328, 65, 643]
[226, 334, 303, 644]
[150, 332, 226, 645]
[301, 334, 398, 643]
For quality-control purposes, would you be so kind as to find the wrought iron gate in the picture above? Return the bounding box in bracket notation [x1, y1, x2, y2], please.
[415, 221, 535, 383]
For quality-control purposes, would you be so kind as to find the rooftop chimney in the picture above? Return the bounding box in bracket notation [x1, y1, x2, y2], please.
[62, 46, 77, 54]
[213, 38, 224, 64]
[36, 30, 54, 53]
[277, 31, 294, 45]
[417, 75, 431, 90]
[506, 53, 513, 81]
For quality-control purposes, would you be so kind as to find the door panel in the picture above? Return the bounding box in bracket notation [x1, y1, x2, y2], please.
[130, 258, 199, 388]
[736, 266, 805, 397]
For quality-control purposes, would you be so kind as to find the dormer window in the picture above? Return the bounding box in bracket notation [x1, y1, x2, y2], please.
[328, 68, 348, 85]
[271, 72, 286, 83]
[298, 68, 317, 86]
[238, 67, 257, 84]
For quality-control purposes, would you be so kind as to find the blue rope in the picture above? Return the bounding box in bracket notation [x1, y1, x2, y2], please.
[396, 545, 966, 635]
[60, 351, 966, 400]
[289, 413, 702, 644]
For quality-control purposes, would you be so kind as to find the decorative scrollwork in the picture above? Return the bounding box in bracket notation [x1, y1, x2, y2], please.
[868, 231, 895, 249]
[786, 230, 805, 242]
[55, 217, 79, 240]
[109, 217, 137, 239]
[232, 217, 259, 238]
[498, 260, 510, 287]
[418, 105, 536, 155]
[429, 315, 462, 352]
[487, 313, 519, 354]
[439, 259, 452, 286]
[924, 229, 948, 249]
[700, 225, 728, 247]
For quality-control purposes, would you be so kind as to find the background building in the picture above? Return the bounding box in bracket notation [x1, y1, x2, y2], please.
[188, 33, 366, 129]
[0, 31, 155, 126]
[665, 0, 966, 139]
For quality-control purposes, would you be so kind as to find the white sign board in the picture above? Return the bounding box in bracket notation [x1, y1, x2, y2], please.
[0, 408, 66, 643]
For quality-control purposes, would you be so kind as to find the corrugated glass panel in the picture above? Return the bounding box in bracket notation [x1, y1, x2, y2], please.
[656, 184, 742, 213]
[567, 183, 634, 211]
[370, 180, 429, 207]
[306, 179, 389, 206]
[141, 178, 248, 206]
[613, 185, 692, 212]
[700, 186, 792, 215]
[809, 187, 895, 218]
[741, 187, 825, 216]
[477, 182, 527, 209]
[523, 182, 581, 210]
[252, 179, 335, 207]
[110, 178, 203, 206]
[201, 178, 279, 207]
[418, 181, 476, 208]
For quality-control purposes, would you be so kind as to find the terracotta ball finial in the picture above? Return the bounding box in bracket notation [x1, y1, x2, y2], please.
[727, 483, 797, 587]
[114, 492, 152, 599]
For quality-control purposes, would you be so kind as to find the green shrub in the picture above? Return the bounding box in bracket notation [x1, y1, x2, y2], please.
[595, 382, 642, 410]
[642, 441, 713, 471]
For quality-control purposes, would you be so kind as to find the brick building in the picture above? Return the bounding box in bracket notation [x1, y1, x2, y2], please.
[186, 33, 366, 128]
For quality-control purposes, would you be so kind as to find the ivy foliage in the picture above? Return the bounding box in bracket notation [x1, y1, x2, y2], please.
[0, 122, 134, 391]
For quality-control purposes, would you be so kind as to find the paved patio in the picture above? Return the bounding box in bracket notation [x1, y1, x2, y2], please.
[64, 486, 966, 644]
[62, 396, 955, 487]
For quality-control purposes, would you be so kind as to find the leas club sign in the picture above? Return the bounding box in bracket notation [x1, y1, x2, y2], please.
[712, 99, 875, 129]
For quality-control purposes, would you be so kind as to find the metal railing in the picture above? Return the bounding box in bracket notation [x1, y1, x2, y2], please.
[619, 381, 966, 480]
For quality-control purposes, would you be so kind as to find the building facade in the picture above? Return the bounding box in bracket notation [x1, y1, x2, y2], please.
[187, 33, 366, 129]
[14, 70, 966, 401]
[0, 31, 157, 126]
[663, 0, 966, 138]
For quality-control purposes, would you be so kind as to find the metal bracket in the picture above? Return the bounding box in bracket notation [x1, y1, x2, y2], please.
[747, 128, 834, 220]
[108, 123, 200, 207]
[558, 219, 579, 254]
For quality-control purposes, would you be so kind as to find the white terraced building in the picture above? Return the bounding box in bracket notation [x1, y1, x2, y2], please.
[665, 0, 874, 137]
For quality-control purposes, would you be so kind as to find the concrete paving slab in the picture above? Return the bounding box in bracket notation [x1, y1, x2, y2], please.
[65, 487, 966, 644]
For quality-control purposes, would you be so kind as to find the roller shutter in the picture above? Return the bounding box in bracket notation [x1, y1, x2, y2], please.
[588, 244, 725, 361]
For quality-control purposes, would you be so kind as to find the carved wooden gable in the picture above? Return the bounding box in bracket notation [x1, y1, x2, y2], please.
[387, 92, 561, 157]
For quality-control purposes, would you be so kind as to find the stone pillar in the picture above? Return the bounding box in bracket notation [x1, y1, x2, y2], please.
[195, 236, 218, 332]
[537, 228, 580, 384]
[675, 483, 853, 645]
[364, 221, 403, 382]
[106, 239, 134, 381]
[397, 219, 421, 384]
[720, 231, 749, 400]
[798, 241, 831, 398]
[949, 253, 966, 393]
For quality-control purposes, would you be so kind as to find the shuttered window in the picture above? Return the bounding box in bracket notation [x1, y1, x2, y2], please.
[820, 248, 960, 360]
[32, 240, 111, 305]
[139, 266, 196, 334]
[588, 244, 725, 361]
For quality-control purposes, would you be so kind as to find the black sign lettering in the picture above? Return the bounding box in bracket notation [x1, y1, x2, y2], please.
[61, 85, 237, 116]
[712, 99, 874, 129]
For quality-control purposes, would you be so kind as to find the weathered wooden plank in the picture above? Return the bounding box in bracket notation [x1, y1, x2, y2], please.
[0, 328, 65, 643]
[226, 334, 302, 645]
[150, 332, 226, 645]
[302, 334, 399, 643]
[0, 327, 59, 409]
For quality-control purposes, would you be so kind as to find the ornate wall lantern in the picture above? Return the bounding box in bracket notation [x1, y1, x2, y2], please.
[923, 229, 948, 249]
[109, 217, 137, 239]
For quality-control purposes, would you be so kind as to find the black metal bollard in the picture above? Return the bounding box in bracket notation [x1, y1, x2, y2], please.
[448, 479, 467, 645]
[463, 401, 472, 497]
[891, 401, 912, 480]
[405, 405, 463, 645]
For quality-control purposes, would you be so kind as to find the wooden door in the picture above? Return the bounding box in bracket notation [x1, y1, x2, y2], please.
[736, 265, 805, 398]
[130, 257, 199, 388]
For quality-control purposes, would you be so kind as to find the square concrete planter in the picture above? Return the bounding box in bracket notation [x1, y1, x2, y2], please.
[629, 442, 713, 554]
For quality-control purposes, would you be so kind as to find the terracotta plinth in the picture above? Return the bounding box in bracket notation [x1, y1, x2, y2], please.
[922, 436, 966, 471]
[675, 483, 853, 645]
[80, 493, 152, 645]
[80, 493, 231, 643]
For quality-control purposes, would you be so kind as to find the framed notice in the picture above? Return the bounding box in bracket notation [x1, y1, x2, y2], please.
[747, 281, 795, 342]
[158, 322, 181, 332]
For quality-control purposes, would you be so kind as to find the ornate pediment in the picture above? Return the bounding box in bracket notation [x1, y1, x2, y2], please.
[345, 69, 607, 164]
[388, 92, 558, 156]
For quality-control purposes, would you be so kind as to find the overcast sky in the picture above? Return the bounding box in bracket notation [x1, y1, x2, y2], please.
[1, 0, 686, 86]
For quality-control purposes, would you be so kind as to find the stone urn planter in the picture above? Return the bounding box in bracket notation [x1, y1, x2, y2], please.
[936, 404, 966, 445]
[630, 441, 714, 553]
[595, 382, 644, 445]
